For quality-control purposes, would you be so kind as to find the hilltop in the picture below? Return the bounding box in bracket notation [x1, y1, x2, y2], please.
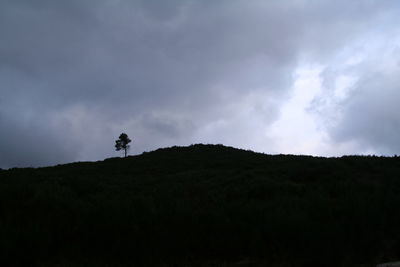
[1, 144, 400, 266]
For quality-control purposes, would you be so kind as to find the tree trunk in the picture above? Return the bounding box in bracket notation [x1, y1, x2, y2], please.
[124, 148, 127, 158]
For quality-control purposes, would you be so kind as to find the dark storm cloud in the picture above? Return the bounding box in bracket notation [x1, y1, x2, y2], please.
[0, 110, 77, 167]
[0, 0, 398, 167]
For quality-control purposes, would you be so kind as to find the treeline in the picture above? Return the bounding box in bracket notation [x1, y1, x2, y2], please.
[1, 144, 400, 266]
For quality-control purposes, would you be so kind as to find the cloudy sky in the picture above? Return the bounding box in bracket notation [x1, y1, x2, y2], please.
[1, 0, 400, 168]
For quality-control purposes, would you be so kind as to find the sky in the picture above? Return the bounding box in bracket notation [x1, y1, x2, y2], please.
[1, 0, 400, 168]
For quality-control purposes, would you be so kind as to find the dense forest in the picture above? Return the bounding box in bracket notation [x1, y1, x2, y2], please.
[1, 144, 400, 266]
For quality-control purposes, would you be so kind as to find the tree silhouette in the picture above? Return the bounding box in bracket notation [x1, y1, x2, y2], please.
[115, 133, 131, 157]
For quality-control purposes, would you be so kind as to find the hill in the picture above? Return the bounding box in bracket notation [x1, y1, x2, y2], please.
[1, 144, 400, 266]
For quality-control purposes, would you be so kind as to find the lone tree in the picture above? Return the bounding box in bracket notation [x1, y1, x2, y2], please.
[115, 133, 131, 157]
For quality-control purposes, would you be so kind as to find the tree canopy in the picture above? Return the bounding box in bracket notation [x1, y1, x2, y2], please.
[115, 133, 131, 157]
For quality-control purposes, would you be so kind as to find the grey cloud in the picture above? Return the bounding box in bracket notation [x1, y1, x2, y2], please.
[328, 71, 400, 154]
[139, 112, 196, 139]
[0, 0, 398, 167]
[312, 34, 400, 156]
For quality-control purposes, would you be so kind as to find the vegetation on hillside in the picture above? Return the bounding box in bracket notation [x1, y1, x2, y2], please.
[1, 144, 400, 266]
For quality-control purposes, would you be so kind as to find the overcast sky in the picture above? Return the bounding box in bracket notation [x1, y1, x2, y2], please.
[1, 0, 400, 168]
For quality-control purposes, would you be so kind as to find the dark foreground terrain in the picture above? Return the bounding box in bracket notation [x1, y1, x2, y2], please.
[1, 144, 400, 266]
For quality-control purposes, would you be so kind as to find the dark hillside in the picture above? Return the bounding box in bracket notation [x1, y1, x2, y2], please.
[1, 144, 400, 266]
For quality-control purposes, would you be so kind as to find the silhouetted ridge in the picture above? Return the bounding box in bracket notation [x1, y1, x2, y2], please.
[1, 144, 400, 266]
